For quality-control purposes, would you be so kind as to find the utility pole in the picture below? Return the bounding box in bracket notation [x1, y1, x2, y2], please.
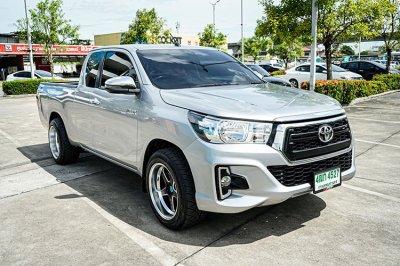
[241, 0, 244, 63]
[310, 0, 318, 91]
[210, 0, 221, 26]
[24, 0, 34, 79]
[358, 36, 361, 61]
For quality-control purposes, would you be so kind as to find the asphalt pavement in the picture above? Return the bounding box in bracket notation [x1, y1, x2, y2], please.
[0, 92, 399, 265]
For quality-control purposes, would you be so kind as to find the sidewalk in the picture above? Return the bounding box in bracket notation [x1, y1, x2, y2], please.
[0, 81, 3, 96]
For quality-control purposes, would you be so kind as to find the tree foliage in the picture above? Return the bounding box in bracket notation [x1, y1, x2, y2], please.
[16, 0, 79, 78]
[122, 8, 167, 44]
[271, 40, 304, 68]
[198, 24, 227, 50]
[370, 0, 400, 70]
[243, 37, 271, 62]
[340, 45, 355, 55]
[258, 0, 375, 79]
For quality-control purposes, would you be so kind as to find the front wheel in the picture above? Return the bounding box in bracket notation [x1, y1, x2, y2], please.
[146, 148, 205, 230]
[289, 79, 299, 88]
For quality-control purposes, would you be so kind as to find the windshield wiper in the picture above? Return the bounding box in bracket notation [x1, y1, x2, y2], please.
[192, 83, 239, 88]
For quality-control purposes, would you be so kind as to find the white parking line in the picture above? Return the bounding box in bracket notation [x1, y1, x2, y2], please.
[342, 184, 400, 203]
[0, 128, 21, 146]
[355, 139, 400, 149]
[346, 105, 400, 111]
[77, 192, 181, 266]
[348, 116, 400, 124]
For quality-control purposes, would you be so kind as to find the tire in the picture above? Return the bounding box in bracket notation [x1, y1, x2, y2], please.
[289, 79, 299, 88]
[146, 148, 206, 230]
[48, 118, 80, 164]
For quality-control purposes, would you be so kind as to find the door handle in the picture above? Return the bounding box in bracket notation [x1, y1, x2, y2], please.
[90, 98, 100, 105]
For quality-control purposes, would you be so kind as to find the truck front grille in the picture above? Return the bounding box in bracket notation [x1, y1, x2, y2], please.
[283, 118, 351, 160]
[267, 150, 352, 187]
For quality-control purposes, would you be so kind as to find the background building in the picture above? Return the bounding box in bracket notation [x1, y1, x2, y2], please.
[0, 42, 98, 80]
[94, 32, 199, 46]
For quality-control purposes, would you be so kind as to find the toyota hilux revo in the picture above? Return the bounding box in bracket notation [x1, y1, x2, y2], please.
[37, 45, 355, 230]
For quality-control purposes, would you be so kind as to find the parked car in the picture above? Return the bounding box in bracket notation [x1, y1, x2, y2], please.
[373, 60, 398, 69]
[6, 70, 61, 81]
[258, 64, 285, 72]
[37, 45, 355, 230]
[281, 63, 363, 88]
[340, 60, 400, 80]
[246, 64, 293, 87]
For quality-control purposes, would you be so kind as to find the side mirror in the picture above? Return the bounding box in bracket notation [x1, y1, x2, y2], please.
[322, 70, 327, 74]
[105, 76, 140, 94]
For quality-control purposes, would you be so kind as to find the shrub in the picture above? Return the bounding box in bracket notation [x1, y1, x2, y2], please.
[372, 74, 400, 91]
[3, 79, 53, 95]
[300, 74, 399, 104]
[270, 70, 286, 76]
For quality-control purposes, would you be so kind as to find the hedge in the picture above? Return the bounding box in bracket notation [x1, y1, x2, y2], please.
[2, 79, 55, 95]
[301, 74, 399, 104]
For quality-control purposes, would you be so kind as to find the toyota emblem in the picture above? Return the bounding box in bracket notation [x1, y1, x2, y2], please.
[318, 125, 334, 143]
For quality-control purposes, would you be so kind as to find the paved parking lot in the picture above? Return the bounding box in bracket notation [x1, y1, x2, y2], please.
[0, 92, 399, 265]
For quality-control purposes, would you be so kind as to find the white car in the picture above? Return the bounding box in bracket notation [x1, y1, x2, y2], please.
[280, 63, 363, 88]
[6, 70, 61, 81]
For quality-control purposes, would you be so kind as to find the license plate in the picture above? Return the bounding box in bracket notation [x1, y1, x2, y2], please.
[313, 168, 341, 193]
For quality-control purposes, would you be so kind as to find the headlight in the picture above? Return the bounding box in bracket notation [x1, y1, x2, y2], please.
[188, 111, 272, 144]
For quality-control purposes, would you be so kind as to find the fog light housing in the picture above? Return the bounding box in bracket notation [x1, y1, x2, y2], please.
[215, 166, 249, 200]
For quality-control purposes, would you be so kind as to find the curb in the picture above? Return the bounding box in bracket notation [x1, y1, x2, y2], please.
[0, 94, 36, 99]
[349, 89, 400, 106]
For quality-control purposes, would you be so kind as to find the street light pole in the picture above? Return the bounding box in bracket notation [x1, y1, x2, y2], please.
[241, 0, 244, 63]
[24, 0, 34, 79]
[210, 0, 221, 26]
[310, 0, 318, 91]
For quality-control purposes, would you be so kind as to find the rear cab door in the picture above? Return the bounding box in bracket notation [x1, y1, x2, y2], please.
[69, 50, 106, 147]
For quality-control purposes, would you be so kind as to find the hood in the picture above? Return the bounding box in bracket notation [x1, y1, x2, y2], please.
[160, 83, 344, 122]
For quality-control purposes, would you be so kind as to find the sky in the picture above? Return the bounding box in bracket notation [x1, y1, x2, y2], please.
[0, 0, 265, 42]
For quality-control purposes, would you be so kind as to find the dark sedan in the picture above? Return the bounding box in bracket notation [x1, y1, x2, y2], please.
[339, 60, 400, 80]
[246, 64, 293, 87]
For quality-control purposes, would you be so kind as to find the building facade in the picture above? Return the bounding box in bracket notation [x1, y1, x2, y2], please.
[94, 32, 199, 46]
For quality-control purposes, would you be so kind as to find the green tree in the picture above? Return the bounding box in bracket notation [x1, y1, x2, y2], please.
[122, 8, 166, 44]
[340, 45, 355, 55]
[16, 0, 79, 78]
[198, 24, 227, 50]
[270, 40, 304, 69]
[370, 0, 400, 70]
[258, 0, 375, 80]
[243, 36, 271, 62]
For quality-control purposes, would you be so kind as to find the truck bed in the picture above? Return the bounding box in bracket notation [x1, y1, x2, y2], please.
[39, 81, 79, 89]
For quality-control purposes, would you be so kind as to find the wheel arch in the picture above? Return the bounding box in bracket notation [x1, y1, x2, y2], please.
[49, 111, 62, 124]
[141, 139, 189, 193]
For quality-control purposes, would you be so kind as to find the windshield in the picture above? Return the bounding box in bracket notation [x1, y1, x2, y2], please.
[247, 65, 271, 77]
[137, 49, 262, 89]
[321, 64, 347, 72]
[35, 70, 52, 77]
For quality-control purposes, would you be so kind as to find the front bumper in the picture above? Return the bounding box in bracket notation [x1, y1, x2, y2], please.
[183, 139, 355, 214]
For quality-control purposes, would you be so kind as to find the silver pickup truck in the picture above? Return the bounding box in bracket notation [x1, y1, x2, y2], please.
[37, 45, 355, 230]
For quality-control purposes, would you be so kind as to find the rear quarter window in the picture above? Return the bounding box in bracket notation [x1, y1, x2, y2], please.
[85, 51, 105, 87]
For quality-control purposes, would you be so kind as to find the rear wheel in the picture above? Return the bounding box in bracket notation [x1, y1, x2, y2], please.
[48, 118, 80, 164]
[146, 148, 205, 230]
[289, 79, 299, 88]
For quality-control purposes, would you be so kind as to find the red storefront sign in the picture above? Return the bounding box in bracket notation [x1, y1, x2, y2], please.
[0, 43, 98, 55]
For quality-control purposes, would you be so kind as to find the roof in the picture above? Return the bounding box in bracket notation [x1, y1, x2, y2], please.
[92, 44, 215, 52]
